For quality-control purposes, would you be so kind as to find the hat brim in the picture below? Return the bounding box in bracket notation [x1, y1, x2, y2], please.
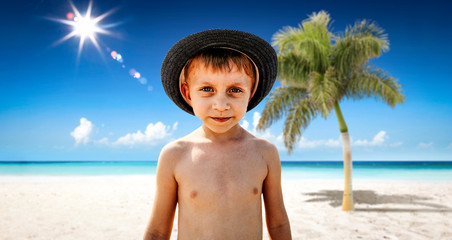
[161, 29, 277, 115]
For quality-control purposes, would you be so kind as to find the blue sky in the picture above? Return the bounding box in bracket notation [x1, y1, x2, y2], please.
[0, 0, 451, 161]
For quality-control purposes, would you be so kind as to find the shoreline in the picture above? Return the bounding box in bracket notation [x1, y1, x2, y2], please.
[2, 161, 452, 182]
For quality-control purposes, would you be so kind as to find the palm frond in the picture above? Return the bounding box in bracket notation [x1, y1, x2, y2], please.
[333, 20, 389, 74]
[306, 10, 332, 28]
[309, 67, 342, 118]
[257, 86, 309, 130]
[283, 98, 318, 153]
[272, 26, 304, 53]
[345, 66, 405, 107]
[295, 36, 331, 73]
[273, 11, 333, 74]
[346, 20, 388, 43]
[277, 52, 312, 85]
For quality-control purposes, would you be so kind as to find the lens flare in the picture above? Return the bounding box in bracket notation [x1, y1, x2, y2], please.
[133, 72, 141, 79]
[49, 0, 116, 61]
[116, 54, 123, 62]
[66, 12, 74, 20]
[110, 51, 118, 59]
[139, 77, 147, 85]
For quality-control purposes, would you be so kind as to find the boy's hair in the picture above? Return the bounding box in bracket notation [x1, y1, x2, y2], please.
[183, 48, 257, 85]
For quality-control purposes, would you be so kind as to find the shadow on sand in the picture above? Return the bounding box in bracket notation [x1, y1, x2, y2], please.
[304, 190, 452, 212]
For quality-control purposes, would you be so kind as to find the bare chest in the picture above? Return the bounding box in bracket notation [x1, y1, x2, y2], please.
[175, 144, 267, 209]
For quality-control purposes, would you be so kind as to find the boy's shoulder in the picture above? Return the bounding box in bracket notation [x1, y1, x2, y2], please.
[158, 129, 201, 162]
[250, 135, 280, 160]
[156, 137, 192, 172]
[159, 137, 192, 160]
[245, 132, 276, 148]
[241, 130, 280, 164]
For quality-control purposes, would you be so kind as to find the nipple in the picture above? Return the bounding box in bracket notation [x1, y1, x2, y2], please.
[190, 190, 198, 199]
[253, 187, 259, 195]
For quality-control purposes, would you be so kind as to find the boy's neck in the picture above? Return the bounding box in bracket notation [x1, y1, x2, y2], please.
[198, 124, 245, 143]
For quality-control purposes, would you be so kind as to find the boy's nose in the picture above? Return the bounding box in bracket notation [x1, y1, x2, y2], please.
[212, 94, 230, 112]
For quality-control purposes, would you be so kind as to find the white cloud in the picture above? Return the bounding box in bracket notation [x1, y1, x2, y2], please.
[70, 118, 177, 147]
[114, 121, 177, 146]
[247, 112, 276, 140]
[96, 137, 109, 145]
[353, 131, 387, 147]
[448, 142, 452, 149]
[241, 112, 284, 149]
[242, 112, 399, 152]
[253, 112, 261, 130]
[296, 131, 390, 149]
[240, 120, 249, 130]
[298, 136, 341, 149]
[71, 117, 93, 145]
[247, 111, 341, 150]
[418, 142, 434, 148]
[241, 112, 261, 132]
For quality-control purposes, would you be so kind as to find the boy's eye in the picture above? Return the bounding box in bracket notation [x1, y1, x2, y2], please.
[229, 88, 242, 93]
[201, 87, 213, 92]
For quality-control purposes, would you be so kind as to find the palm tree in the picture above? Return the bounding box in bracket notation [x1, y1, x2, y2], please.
[257, 11, 405, 211]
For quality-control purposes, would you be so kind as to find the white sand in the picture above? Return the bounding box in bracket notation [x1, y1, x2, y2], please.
[1, 175, 451, 240]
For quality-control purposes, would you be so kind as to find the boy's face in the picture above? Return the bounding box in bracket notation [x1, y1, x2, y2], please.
[181, 61, 254, 134]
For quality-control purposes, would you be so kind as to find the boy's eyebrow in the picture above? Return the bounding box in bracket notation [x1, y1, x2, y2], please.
[196, 78, 250, 86]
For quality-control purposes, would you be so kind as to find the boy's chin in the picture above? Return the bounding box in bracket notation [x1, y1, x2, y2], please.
[202, 123, 241, 135]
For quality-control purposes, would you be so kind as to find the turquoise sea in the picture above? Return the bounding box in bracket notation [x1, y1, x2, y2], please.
[1, 161, 452, 181]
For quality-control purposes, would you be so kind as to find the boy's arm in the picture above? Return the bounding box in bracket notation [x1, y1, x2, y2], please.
[143, 144, 179, 240]
[262, 142, 292, 240]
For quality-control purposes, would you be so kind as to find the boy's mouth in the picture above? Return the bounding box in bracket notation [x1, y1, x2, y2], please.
[211, 117, 232, 123]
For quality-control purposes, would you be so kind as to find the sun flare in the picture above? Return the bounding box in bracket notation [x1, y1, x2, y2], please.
[74, 15, 98, 38]
[50, 0, 115, 60]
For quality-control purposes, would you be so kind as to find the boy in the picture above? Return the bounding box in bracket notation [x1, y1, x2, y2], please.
[143, 29, 291, 240]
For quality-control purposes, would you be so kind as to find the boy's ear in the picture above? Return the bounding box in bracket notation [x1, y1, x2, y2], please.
[181, 83, 192, 106]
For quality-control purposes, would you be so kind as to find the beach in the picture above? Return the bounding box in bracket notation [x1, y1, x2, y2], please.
[1, 175, 451, 240]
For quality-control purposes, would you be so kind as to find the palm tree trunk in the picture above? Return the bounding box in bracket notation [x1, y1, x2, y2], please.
[333, 101, 354, 211]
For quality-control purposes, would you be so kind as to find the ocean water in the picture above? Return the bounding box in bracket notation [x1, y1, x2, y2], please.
[281, 161, 452, 181]
[1, 161, 452, 181]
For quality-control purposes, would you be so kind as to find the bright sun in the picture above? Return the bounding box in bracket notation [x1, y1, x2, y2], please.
[74, 16, 98, 39]
[50, 0, 115, 59]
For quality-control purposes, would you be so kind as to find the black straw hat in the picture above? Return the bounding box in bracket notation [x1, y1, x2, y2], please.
[161, 29, 277, 115]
